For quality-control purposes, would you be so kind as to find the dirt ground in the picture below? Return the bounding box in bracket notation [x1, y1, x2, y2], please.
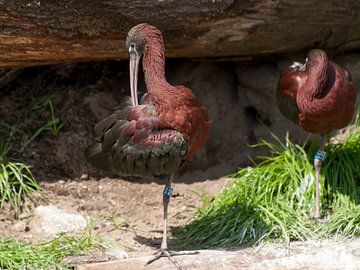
[0, 62, 232, 259]
[1, 176, 229, 257]
[49, 176, 229, 255]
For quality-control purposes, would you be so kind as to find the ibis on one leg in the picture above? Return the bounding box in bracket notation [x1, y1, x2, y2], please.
[277, 49, 356, 220]
[85, 23, 211, 268]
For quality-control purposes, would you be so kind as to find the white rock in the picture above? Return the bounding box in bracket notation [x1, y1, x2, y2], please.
[29, 205, 87, 239]
[106, 246, 128, 259]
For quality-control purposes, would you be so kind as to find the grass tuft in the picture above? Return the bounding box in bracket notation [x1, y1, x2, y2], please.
[0, 162, 40, 217]
[0, 94, 64, 155]
[19, 95, 64, 152]
[175, 128, 360, 249]
[0, 94, 63, 216]
[0, 232, 102, 270]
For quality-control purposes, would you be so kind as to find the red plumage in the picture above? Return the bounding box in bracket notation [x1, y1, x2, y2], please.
[137, 23, 211, 162]
[152, 85, 211, 160]
[277, 49, 356, 134]
[85, 24, 211, 178]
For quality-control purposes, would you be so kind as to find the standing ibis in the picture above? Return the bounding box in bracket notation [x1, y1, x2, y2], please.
[85, 23, 211, 267]
[277, 49, 356, 220]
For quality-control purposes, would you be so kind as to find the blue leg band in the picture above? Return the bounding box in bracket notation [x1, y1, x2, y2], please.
[314, 150, 326, 161]
[163, 187, 173, 198]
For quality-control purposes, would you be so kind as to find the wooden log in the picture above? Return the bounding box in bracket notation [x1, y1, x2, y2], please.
[0, 1, 360, 67]
[76, 239, 360, 270]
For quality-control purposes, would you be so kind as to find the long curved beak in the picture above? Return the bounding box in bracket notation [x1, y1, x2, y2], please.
[129, 49, 140, 107]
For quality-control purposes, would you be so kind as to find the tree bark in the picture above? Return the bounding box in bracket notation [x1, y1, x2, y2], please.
[0, 1, 360, 67]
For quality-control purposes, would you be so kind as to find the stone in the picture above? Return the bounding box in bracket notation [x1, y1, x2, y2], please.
[105, 247, 128, 260]
[169, 61, 251, 179]
[83, 92, 118, 121]
[29, 205, 87, 240]
[334, 53, 360, 107]
[76, 238, 360, 270]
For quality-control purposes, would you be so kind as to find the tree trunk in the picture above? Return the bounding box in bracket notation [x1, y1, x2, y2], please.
[0, 1, 360, 67]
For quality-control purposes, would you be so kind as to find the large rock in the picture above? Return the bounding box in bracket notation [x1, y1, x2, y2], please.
[0, 1, 360, 67]
[7, 53, 359, 181]
[28, 205, 87, 240]
[335, 53, 360, 107]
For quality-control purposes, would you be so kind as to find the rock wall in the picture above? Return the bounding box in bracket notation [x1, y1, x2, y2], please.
[2, 52, 359, 181]
[84, 52, 360, 181]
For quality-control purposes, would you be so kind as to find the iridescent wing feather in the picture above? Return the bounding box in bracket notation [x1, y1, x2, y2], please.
[85, 97, 188, 178]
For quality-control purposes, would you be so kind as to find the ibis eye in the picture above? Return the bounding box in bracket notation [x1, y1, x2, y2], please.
[129, 42, 137, 54]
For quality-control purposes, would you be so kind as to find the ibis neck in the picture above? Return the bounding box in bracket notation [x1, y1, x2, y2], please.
[142, 39, 170, 97]
[303, 52, 329, 99]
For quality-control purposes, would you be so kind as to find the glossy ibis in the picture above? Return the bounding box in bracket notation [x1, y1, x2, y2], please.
[277, 49, 356, 220]
[85, 23, 211, 267]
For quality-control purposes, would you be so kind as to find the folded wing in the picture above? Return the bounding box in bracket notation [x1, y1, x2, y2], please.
[85, 97, 188, 178]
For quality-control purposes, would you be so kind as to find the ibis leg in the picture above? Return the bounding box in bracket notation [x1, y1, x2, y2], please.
[160, 174, 172, 250]
[146, 174, 198, 269]
[313, 135, 327, 220]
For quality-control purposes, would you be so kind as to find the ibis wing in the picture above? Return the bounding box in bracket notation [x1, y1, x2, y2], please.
[85, 97, 187, 178]
[277, 67, 301, 124]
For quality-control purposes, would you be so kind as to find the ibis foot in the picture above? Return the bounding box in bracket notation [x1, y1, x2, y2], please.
[146, 248, 199, 269]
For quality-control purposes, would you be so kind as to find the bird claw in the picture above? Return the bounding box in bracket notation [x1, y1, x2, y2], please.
[146, 249, 181, 269]
[145, 248, 199, 270]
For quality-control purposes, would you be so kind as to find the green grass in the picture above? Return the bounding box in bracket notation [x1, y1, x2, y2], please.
[0, 95, 64, 154]
[323, 130, 360, 205]
[0, 162, 40, 217]
[0, 232, 102, 270]
[174, 128, 360, 249]
[0, 94, 63, 216]
[19, 96, 64, 152]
